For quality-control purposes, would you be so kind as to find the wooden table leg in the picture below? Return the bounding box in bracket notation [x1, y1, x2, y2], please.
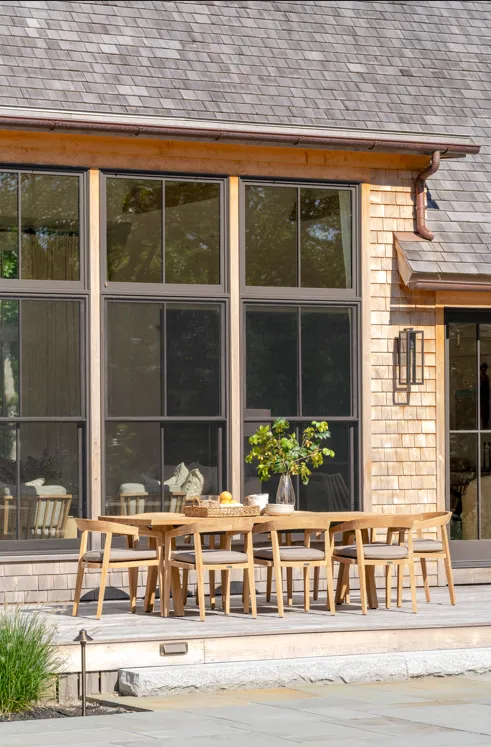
[365, 566, 378, 609]
[171, 568, 184, 617]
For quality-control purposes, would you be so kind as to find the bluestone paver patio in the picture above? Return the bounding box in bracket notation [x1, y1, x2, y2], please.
[3, 675, 491, 746]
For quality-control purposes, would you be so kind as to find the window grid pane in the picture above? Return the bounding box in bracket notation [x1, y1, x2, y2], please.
[106, 176, 222, 287]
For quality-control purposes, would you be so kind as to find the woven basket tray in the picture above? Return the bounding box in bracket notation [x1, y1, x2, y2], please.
[183, 505, 260, 518]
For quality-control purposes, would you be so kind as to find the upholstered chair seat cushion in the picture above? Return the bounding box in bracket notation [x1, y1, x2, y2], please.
[254, 545, 325, 561]
[172, 549, 248, 564]
[334, 543, 408, 560]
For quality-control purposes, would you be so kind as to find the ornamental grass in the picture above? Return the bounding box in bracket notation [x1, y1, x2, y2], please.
[0, 607, 63, 716]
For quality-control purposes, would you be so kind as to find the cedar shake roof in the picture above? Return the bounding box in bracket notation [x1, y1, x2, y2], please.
[0, 0, 488, 281]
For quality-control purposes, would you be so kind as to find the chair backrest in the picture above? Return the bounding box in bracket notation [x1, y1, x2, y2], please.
[76, 518, 139, 536]
[334, 514, 417, 534]
[167, 518, 255, 540]
[413, 511, 452, 530]
[254, 516, 331, 534]
[25, 495, 72, 538]
[119, 492, 147, 516]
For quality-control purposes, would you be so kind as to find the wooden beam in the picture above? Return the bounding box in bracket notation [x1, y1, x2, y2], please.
[361, 183, 372, 510]
[228, 176, 241, 501]
[88, 169, 102, 530]
[0, 129, 427, 180]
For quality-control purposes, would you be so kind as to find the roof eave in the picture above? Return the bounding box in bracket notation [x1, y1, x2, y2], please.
[0, 108, 480, 157]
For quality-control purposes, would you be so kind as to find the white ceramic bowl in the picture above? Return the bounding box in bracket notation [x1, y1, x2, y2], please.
[265, 504, 295, 516]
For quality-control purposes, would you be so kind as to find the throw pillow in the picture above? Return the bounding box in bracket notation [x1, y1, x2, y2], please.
[163, 462, 189, 489]
[181, 468, 204, 498]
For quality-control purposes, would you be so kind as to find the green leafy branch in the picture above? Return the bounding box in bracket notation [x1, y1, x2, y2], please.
[245, 417, 335, 485]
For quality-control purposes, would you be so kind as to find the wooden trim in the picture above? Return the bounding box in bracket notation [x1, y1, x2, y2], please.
[0, 130, 427, 178]
[361, 183, 372, 510]
[436, 291, 491, 307]
[89, 169, 102, 529]
[435, 304, 446, 516]
[228, 176, 241, 501]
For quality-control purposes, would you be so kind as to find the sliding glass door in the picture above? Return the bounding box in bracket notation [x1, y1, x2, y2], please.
[447, 309, 491, 563]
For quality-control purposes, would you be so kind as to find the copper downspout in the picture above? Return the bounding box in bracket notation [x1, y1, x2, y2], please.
[0, 114, 480, 157]
[415, 150, 441, 240]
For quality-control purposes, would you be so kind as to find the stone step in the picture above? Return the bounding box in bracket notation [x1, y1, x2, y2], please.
[119, 646, 491, 697]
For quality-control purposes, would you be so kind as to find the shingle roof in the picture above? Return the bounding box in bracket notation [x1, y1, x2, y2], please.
[0, 0, 489, 278]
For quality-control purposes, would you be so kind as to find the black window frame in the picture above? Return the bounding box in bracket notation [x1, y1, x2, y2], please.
[240, 178, 359, 300]
[102, 295, 229, 513]
[240, 178, 361, 510]
[101, 172, 227, 296]
[0, 166, 87, 292]
[0, 293, 88, 553]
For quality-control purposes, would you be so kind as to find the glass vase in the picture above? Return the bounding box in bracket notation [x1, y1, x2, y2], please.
[276, 474, 295, 506]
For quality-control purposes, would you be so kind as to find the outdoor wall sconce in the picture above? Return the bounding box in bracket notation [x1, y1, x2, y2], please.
[398, 328, 424, 387]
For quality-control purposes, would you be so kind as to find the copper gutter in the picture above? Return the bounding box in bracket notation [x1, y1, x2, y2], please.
[0, 114, 481, 158]
[415, 150, 441, 240]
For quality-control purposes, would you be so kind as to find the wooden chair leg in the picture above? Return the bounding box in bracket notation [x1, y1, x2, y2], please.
[247, 563, 257, 618]
[408, 559, 418, 614]
[420, 557, 431, 602]
[345, 574, 351, 605]
[365, 566, 378, 610]
[181, 569, 189, 607]
[209, 570, 216, 610]
[441, 528, 456, 605]
[303, 566, 310, 612]
[171, 568, 185, 617]
[385, 564, 392, 609]
[313, 566, 320, 601]
[162, 563, 172, 618]
[128, 567, 138, 613]
[222, 570, 231, 614]
[196, 565, 206, 622]
[287, 567, 293, 606]
[96, 564, 108, 620]
[72, 561, 85, 617]
[144, 566, 157, 613]
[243, 568, 249, 613]
[326, 560, 335, 615]
[266, 566, 272, 602]
[335, 562, 349, 605]
[397, 564, 403, 607]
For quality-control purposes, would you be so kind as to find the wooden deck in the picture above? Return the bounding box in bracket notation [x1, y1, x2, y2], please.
[33, 584, 491, 674]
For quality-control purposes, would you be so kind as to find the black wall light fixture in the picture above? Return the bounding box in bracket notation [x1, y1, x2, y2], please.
[398, 328, 424, 387]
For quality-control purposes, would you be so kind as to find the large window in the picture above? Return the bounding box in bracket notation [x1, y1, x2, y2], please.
[0, 298, 85, 547]
[242, 178, 359, 511]
[244, 182, 353, 290]
[0, 170, 83, 283]
[244, 304, 358, 511]
[104, 300, 226, 514]
[105, 176, 223, 288]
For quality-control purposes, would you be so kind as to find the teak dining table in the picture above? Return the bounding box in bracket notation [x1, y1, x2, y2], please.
[99, 510, 377, 614]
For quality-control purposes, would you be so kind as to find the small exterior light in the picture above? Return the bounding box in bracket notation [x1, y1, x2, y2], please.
[73, 628, 94, 716]
[398, 328, 424, 387]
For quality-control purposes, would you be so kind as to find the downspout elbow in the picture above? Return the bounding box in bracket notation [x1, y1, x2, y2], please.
[415, 150, 441, 241]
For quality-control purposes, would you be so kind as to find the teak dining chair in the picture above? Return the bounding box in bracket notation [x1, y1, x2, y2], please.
[253, 516, 335, 617]
[72, 519, 164, 619]
[162, 518, 256, 622]
[388, 511, 455, 607]
[332, 514, 419, 614]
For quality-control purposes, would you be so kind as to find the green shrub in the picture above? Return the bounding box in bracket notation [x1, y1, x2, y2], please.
[0, 608, 63, 715]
